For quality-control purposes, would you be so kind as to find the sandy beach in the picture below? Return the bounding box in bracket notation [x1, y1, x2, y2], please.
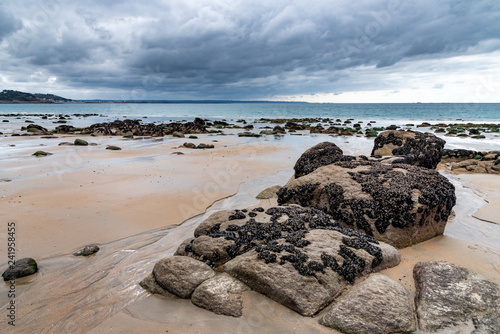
[1, 119, 499, 334]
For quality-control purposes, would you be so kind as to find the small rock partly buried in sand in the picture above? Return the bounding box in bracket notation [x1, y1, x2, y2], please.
[183, 142, 197, 149]
[320, 273, 415, 333]
[32, 151, 52, 157]
[256, 185, 282, 199]
[2, 257, 38, 280]
[414, 261, 500, 333]
[196, 143, 214, 149]
[74, 138, 89, 146]
[152, 256, 215, 299]
[58, 142, 74, 146]
[171, 152, 185, 155]
[73, 245, 100, 256]
[172, 132, 185, 138]
[105, 145, 122, 150]
[191, 274, 250, 317]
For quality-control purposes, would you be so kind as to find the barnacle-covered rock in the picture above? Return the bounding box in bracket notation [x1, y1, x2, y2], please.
[293, 142, 352, 178]
[278, 161, 456, 248]
[371, 130, 445, 169]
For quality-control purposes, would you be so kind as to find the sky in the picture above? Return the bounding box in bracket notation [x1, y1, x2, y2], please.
[0, 0, 499, 102]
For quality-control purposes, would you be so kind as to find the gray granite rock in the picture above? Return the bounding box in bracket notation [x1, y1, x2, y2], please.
[191, 274, 250, 317]
[152, 256, 215, 299]
[320, 273, 415, 334]
[414, 261, 500, 333]
[2, 257, 38, 281]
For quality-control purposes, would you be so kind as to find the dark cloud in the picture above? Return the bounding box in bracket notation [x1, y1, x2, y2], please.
[1, 0, 499, 99]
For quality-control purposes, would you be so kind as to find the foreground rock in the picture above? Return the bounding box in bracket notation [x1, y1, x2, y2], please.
[139, 273, 175, 298]
[414, 261, 500, 333]
[293, 142, 352, 178]
[371, 130, 445, 169]
[320, 274, 415, 334]
[191, 274, 250, 317]
[278, 161, 456, 248]
[2, 257, 38, 280]
[177, 205, 400, 316]
[256, 185, 282, 199]
[152, 256, 215, 299]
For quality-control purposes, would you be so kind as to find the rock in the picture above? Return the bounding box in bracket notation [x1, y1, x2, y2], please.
[32, 151, 52, 157]
[2, 257, 38, 281]
[452, 160, 500, 174]
[278, 161, 456, 248]
[106, 145, 121, 150]
[196, 143, 214, 149]
[371, 130, 446, 169]
[414, 261, 500, 333]
[238, 132, 261, 137]
[139, 273, 175, 298]
[294, 142, 351, 178]
[256, 185, 282, 199]
[183, 142, 197, 149]
[189, 135, 198, 139]
[273, 125, 286, 134]
[26, 124, 48, 134]
[152, 256, 215, 298]
[172, 132, 185, 138]
[320, 273, 415, 334]
[191, 274, 250, 317]
[58, 142, 74, 146]
[73, 245, 100, 256]
[74, 138, 89, 146]
[223, 226, 400, 316]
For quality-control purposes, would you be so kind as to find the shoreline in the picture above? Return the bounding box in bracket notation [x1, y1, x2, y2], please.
[1, 116, 499, 333]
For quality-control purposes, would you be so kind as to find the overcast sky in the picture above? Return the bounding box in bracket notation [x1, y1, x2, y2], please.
[1, 0, 499, 102]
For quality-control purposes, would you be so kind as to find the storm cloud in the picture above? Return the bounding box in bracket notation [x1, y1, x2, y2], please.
[1, 0, 499, 101]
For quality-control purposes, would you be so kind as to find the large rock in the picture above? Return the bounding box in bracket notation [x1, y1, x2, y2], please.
[223, 228, 400, 317]
[451, 159, 500, 174]
[152, 256, 215, 298]
[414, 261, 500, 333]
[191, 274, 250, 317]
[2, 257, 38, 281]
[371, 130, 445, 169]
[320, 273, 415, 334]
[293, 142, 352, 178]
[278, 161, 456, 248]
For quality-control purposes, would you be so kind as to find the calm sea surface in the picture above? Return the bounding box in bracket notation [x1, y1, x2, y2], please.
[0, 103, 499, 124]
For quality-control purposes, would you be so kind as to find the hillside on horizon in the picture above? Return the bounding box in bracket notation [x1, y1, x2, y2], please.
[0, 89, 73, 103]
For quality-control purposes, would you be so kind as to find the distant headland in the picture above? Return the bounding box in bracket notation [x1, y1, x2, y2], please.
[0, 90, 73, 104]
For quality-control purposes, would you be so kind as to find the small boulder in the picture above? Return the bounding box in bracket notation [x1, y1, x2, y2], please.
[197, 143, 214, 149]
[414, 261, 500, 333]
[371, 130, 445, 169]
[320, 273, 415, 333]
[183, 142, 197, 149]
[152, 256, 215, 298]
[293, 142, 349, 178]
[191, 274, 250, 317]
[172, 132, 185, 138]
[73, 245, 100, 256]
[105, 145, 122, 150]
[2, 257, 38, 281]
[74, 139, 89, 146]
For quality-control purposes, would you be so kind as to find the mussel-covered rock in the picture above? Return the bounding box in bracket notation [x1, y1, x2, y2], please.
[293, 142, 352, 178]
[371, 130, 445, 169]
[278, 161, 456, 248]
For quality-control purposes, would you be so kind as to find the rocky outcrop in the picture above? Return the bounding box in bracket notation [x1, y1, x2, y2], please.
[414, 261, 500, 333]
[152, 256, 215, 299]
[320, 273, 415, 334]
[371, 130, 445, 169]
[174, 205, 400, 316]
[256, 185, 282, 199]
[139, 273, 175, 298]
[2, 257, 38, 280]
[191, 274, 250, 317]
[278, 161, 456, 248]
[293, 142, 352, 178]
[72, 118, 207, 137]
[451, 159, 500, 174]
[26, 124, 48, 134]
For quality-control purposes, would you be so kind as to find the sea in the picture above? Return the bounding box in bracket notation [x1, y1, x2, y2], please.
[0, 102, 499, 126]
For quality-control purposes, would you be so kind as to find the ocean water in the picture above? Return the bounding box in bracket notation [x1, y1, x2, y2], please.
[0, 102, 499, 124]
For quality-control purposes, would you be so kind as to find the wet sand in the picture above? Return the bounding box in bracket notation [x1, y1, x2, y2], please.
[1, 129, 499, 333]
